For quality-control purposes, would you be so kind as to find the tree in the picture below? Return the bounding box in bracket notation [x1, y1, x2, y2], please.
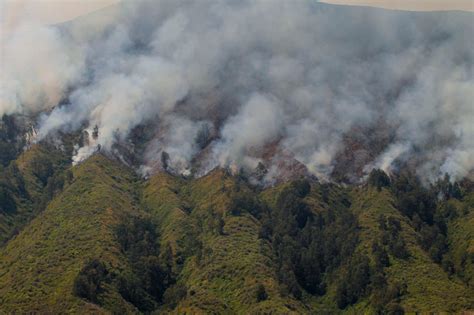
[0, 114, 22, 166]
[392, 173, 436, 223]
[163, 283, 187, 308]
[335, 254, 371, 309]
[320, 183, 330, 203]
[372, 242, 390, 270]
[391, 238, 410, 259]
[433, 173, 463, 201]
[195, 124, 211, 149]
[228, 191, 265, 218]
[73, 259, 109, 303]
[92, 125, 99, 140]
[368, 169, 390, 191]
[255, 284, 268, 302]
[30, 155, 54, 186]
[291, 179, 311, 197]
[0, 185, 16, 213]
[161, 151, 170, 170]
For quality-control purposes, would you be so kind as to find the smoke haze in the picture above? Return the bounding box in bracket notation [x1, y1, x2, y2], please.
[1, 0, 473, 182]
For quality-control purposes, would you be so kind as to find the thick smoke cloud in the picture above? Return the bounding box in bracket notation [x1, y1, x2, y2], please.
[1, 0, 473, 182]
[1, 23, 85, 116]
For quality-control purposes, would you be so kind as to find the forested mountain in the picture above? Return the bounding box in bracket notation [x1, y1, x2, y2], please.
[1, 0, 473, 313]
[1, 139, 472, 313]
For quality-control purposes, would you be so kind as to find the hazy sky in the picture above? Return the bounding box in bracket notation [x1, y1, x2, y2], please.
[1, 0, 473, 33]
[320, 0, 474, 12]
[1, 0, 119, 32]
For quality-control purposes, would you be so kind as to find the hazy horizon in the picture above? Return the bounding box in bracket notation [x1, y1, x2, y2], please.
[2, 0, 473, 33]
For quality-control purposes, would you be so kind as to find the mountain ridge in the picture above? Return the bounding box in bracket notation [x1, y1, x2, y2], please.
[1, 147, 473, 313]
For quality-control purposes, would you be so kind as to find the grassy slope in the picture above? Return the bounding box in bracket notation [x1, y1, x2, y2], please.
[0, 154, 141, 313]
[142, 171, 195, 270]
[447, 191, 474, 288]
[14, 144, 68, 200]
[263, 182, 357, 313]
[0, 144, 70, 244]
[350, 187, 473, 313]
[144, 170, 306, 314]
[146, 174, 474, 313]
[1, 153, 473, 313]
[263, 183, 474, 313]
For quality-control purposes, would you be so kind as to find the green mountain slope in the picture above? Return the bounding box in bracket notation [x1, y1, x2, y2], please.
[0, 154, 140, 313]
[350, 187, 473, 312]
[0, 144, 70, 244]
[447, 191, 474, 287]
[0, 153, 473, 314]
[143, 170, 306, 313]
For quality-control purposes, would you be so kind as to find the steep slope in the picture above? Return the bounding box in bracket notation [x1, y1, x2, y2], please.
[259, 180, 474, 313]
[0, 144, 70, 244]
[0, 154, 141, 313]
[446, 190, 474, 287]
[142, 172, 195, 269]
[1, 153, 473, 313]
[349, 187, 473, 312]
[143, 170, 306, 314]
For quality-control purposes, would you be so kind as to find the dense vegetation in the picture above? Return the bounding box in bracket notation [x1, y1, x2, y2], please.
[0, 115, 24, 167]
[0, 141, 473, 313]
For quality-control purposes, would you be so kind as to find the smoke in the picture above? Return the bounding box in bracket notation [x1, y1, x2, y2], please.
[364, 142, 410, 175]
[1, 23, 85, 116]
[1, 0, 473, 182]
[212, 93, 284, 170]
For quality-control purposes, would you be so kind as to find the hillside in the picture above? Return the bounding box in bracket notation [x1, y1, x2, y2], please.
[0, 154, 142, 313]
[1, 147, 473, 313]
[2, 0, 474, 313]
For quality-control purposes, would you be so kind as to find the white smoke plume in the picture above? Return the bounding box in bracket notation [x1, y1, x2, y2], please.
[1, 0, 473, 182]
[364, 143, 410, 175]
[1, 23, 85, 115]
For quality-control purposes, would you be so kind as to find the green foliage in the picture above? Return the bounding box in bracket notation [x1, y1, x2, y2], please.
[30, 154, 54, 186]
[116, 216, 159, 256]
[255, 283, 268, 302]
[433, 174, 463, 201]
[335, 254, 371, 309]
[368, 169, 391, 191]
[0, 142, 18, 167]
[73, 259, 109, 303]
[264, 181, 360, 299]
[0, 185, 16, 213]
[115, 216, 173, 312]
[0, 155, 141, 313]
[162, 283, 187, 308]
[392, 172, 436, 223]
[372, 241, 390, 270]
[195, 123, 211, 149]
[0, 144, 71, 244]
[379, 215, 410, 259]
[0, 115, 23, 167]
[116, 270, 157, 312]
[370, 275, 406, 314]
[1, 153, 473, 313]
[228, 190, 266, 218]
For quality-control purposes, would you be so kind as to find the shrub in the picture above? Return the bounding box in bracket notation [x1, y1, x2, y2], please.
[73, 259, 109, 303]
[335, 254, 371, 309]
[30, 155, 54, 186]
[368, 169, 390, 191]
[0, 185, 16, 213]
[163, 283, 187, 308]
[255, 283, 268, 302]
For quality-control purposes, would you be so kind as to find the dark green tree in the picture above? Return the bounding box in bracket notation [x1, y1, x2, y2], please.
[368, 169, 391, 191]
